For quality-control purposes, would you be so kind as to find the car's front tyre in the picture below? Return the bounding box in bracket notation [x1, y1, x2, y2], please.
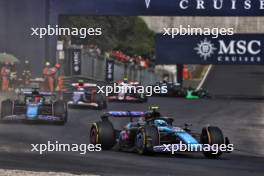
[135, 125, 160, 155]
[1, 99, 13, 119]
[200, 126, 225, 159]
[90, 121, 115, 150]
[53, 100, 67, 125]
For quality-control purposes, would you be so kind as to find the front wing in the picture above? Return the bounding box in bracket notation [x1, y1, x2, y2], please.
[67, 101, 99, 108]
[108, 95, 143, 102]
[2, 114, 64, 123]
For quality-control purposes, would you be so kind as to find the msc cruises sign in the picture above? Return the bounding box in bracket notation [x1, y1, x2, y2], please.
[144, 0, 264, 10]
[49, 0, 264, 16]
[140, 0, 264, 16]
[145, 0, 151, 8]
[156, 34, 264, 65]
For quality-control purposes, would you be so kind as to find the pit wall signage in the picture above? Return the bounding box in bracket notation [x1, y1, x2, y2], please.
[156, 34, 264, 65]
[105, 60, 114, 82]
[71, 49, 82, 75]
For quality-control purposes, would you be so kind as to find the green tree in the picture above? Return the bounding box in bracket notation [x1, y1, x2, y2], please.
[59, 16, 155, 58]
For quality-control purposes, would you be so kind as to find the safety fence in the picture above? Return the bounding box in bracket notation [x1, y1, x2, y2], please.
[64, 48, 160, 86]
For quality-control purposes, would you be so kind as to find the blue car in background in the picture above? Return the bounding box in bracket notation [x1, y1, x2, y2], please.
[90, 107, 231, 158]
[1, 88, 67, 125]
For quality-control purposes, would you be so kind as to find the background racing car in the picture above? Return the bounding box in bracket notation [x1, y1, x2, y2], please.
[152, 81, 210, 99]
[152, 81, 186, 97]
[185, 87, 210, 99]
[1, 88, 67, 125]
[90, 107, 231, 158]
[108, 79, 147, 103]
[65, 80, 107, 110]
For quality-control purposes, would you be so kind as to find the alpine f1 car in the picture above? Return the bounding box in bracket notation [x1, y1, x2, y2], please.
[90, 107, 231, 158]
[1, 88, 67, 125]
[108, 79, 147, 103]
[65, 80, 107, 110]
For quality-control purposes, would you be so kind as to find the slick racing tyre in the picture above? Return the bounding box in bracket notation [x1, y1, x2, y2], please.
[196, 89, 210, 98]
[90, 121, 115, 150]
[53, 100, 67, 125]
[1, 99, 13, 119]
[135, 125, 160, 155]
[200, 126, 225, 159]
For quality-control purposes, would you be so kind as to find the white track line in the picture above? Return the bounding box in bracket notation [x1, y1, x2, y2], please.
[196, 65, 213, 91]
[0, 169, 99, 176]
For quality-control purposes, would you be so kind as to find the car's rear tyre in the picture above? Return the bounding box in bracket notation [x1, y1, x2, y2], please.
[1, 99, 13, 119]
[135, 125, 160, 155]
[196, 89, 209, 98]
[200, 126, 225, 159]
[53, 100, 67, 125]
[176, 89, 186, 97]
[90, 121, 115, 150]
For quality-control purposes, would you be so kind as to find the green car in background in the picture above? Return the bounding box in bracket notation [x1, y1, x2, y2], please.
[185, 88, 210, 100]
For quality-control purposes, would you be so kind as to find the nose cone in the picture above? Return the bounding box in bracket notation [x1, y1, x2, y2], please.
[26, 104, 39, 119]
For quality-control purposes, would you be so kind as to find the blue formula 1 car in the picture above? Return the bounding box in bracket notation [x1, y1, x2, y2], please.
[90, 107, 231, 158]
[1, 88, 67, 125]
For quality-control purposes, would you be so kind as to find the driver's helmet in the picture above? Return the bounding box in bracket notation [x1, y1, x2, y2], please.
[144, 106, 161, 120]
[32, 89, 39, 96]
[154, 119, 168, 127]
[152, 111, 161, 118]
[187, 88, 193, 94]
[144, 111, 161, 120]
[77, 79, 84, 85]
[187, 87, 193, 91]
[144, 112, 152, 120]
[34, 96, 41, 103]
[31, 90, 41, 103]
[123, 77, 128, 84]
[162, 80, 168, 84]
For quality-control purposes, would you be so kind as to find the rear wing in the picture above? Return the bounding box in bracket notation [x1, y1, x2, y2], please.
[71, 83, 97, 87]
[15, 88, 55, 96]
[128, 81, 139, 85]
[116, 80, 140, 85]
[101, 111, 145, 121]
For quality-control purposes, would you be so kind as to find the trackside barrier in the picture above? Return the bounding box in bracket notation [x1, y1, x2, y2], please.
[63, 48, 160, 88]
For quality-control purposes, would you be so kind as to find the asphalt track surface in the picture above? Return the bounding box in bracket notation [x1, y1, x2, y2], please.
[0, 65, 264, 176]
